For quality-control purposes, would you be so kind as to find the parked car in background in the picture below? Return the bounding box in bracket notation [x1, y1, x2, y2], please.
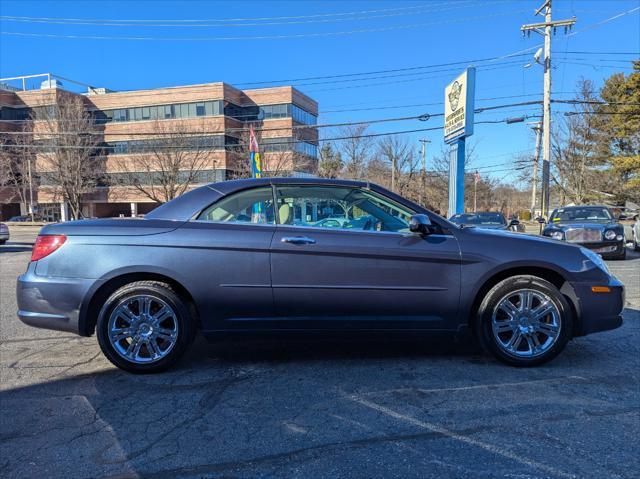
[632, 215, 640, 252]
[542, 206, 626, 260]
[7, 214, 44, 222]
[17, 178, 624, 373]
[0, 223, 9, 244]
[449, 212, 525, 232]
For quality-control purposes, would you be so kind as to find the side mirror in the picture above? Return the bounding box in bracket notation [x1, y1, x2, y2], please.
[536, 216, 546, 224]
[409, 214, 434, 235]
[508, 219, 520, 227]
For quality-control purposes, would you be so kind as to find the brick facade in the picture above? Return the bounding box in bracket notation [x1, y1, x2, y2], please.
[0, 78, 318, 221]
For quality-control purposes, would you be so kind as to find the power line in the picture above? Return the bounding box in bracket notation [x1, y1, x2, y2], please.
[0, 100, 546, 134]
[233, 54, 532, 87]
[566, 6, 640, 38]
[0, 51, 614, 101]
[0, 9, 529, 41]
[0, 2, 482, 28]
[0, 3, 469, 24]
[563, 50, 640, 55]
[304, 63, 525, 93]
[291, 61, 527, 89]
[0, 118, 543, 151]
[556, 61, 636, 69]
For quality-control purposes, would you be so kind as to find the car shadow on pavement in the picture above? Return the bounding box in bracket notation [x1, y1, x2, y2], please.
[192, 333, 484, 365]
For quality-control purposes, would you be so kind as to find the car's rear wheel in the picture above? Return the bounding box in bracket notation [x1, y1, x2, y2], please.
[96, 281, 195, 373]
[476, 275, 572, 367]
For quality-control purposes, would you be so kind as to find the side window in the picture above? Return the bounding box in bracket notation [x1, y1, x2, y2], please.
[197, 187, 275, 225]
[274, 186, 414, 233]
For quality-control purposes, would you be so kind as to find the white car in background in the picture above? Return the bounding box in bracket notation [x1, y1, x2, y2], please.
[0, 223, 9, 245]
[633, 215, 640, 251]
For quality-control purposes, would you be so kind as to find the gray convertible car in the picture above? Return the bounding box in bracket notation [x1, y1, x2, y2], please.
[17, 178, 624, 373]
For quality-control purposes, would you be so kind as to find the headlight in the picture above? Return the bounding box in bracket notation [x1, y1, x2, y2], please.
[604, 230, 616, 240]
[550, 231, 564, 240]
[581, 247, 610, 275]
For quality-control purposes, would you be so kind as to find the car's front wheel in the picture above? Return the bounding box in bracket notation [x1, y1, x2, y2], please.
[476, 275, 572, 367]
[96, 281, 196, 373]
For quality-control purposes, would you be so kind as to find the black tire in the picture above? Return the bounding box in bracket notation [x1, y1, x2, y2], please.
[618, 248, 627, 260]
[635, 236, 640, 252]
[96, 281, 196, 373]
[0, 240, 6, 245]
[475, 275, 573, 367]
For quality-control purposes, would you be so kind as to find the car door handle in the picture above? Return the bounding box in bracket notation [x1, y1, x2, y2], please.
[281, 236, 316, 245]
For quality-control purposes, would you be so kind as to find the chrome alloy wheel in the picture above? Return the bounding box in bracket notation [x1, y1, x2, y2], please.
[491, 289, 561, 358]
[107, 295, 179, 364]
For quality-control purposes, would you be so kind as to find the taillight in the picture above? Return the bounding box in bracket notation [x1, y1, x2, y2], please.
[31, 235, 67, 261]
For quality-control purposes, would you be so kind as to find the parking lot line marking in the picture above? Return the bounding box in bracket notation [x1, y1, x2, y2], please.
[355, 375, 587, 397]
[349, 395, 576, 479]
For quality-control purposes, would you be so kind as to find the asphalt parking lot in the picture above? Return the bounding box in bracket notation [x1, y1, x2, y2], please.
[1, 227, 638, 478]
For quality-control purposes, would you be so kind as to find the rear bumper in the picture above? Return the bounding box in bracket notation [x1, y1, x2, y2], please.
[568, 276, 625, 336]
[16, 265, 95, 335]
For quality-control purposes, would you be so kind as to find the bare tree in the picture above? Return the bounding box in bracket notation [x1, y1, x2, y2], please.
[37, 93, 103, 219]
[375, 135, 419, 197]
[551, 79, 609, 204]
[0, 124, 35, 216]
[337, 124, 373, 180]
[110, 120, 216, 203]
[317, 141, 343, 178]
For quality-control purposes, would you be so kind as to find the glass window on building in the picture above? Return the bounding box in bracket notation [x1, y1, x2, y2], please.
[292, 105, 317, 125]
[142, 107, 151, 120]
[204, 100, 221, 116]
[196, 102, 206, 116]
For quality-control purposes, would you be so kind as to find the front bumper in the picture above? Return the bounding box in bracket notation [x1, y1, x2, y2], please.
[576, 240, 625, 257]
[567, 276, 625, 336]
[0, 233, 9, 241]
[16, 264, 96, 335]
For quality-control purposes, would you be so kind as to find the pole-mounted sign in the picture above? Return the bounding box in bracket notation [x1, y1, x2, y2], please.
[444, 67, 475, 217]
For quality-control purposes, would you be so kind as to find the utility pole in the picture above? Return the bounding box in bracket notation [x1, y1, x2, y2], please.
[419, 139, 430, 206]
[473, 176, 477, 212]
[529, 121, 542, 219]
[27, 156, 34, 221]
[521, 0, 575, 219]
[391, 157, 396, 192]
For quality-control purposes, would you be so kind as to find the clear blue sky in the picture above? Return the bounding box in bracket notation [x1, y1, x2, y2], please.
[1, 0, 638, 182]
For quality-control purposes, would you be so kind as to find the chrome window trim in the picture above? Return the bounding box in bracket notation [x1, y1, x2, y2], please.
[273, 222, 453, 238]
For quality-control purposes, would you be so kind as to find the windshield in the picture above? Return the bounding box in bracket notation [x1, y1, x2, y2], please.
[550, 207, 612, 222]
[450, 212, 506, 225]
